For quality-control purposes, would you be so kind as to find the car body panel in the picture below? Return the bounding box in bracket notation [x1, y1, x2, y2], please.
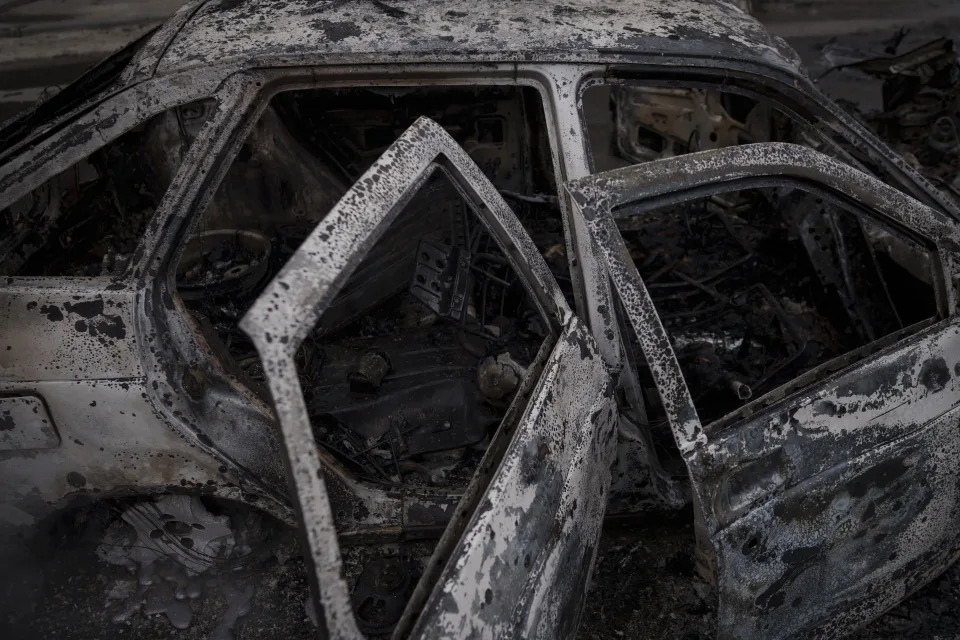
[0, 278, 141, 381]
[0, 374, 261, 534]
[411, 320, 615, 640]
[567, 142, 960, 638]
[0, 394, 59, 452]
[153, 0, 801, 78]
[714, 364, 960, 638]
[0, 276, 280, 529]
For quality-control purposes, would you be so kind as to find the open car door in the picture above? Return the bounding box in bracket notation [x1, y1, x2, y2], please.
[241, 117, 617, 639]
[567, 143, 960, 639]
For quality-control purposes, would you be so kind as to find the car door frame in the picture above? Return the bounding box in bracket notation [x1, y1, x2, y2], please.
[137, 63, 642, 541]
[237, 115, 617, 638]
[566, 142, 960, 638]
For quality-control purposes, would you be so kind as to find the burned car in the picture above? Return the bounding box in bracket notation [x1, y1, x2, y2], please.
[2, 1, 960, 638]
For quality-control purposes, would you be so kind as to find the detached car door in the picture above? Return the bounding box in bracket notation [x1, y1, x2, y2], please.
[567, 143, 960, 639]
[241, 117, 617, 639]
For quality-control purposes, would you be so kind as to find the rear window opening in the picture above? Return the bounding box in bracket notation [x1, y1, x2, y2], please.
[0, 100, 215, 277]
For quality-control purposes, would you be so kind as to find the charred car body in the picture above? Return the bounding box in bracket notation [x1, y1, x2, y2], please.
[2, 1, 960, 638]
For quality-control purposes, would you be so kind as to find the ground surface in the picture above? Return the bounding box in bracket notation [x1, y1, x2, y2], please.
[2, 1, 960, 638]
[578, 520, 960, 639]
[0, 511, 316, 640]
[8, 505, 956, 640]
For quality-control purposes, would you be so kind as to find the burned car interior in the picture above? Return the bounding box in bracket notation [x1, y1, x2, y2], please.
[614, 184, 937, 426]
[2, 1, 960, 638]
[584, 82, 940, 426]
[166, 85, 568, 633]
[0, 100, 214, 278]
[176, 85, 561, 490]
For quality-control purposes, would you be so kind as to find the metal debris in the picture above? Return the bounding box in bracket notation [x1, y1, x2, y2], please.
[822, 37, 960, 194]
[97, 495, 238, 632]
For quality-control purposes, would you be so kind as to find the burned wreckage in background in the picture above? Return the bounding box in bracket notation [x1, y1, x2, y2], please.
[2, 0, 960, 638]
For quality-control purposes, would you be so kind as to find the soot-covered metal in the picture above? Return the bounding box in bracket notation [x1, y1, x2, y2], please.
[1, 1, 960, 639]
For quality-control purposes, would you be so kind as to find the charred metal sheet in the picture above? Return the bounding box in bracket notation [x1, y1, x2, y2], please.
[0, 280, 141, 381]
[537, 63, 688, 510]
[708, 321, 960, 639]
[564, 178, 704, 456]
[241, 116, 577, 637]
[410, 318, 616, 639]
[120, 72, 301, 512]
[392, 336, 555, 638]
[567, 142, 960, 639]
[0, 395, 59, 451]
[120, 0, 209, 86]
[0, 377, 282, 531]
[157, 0, 801, 78]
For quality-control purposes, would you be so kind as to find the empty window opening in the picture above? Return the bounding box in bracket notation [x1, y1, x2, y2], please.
[0, 100, 215, 277]
[174, 85, 560, 637]
[582, 83, 813, 172]
[614, 186, 937, 428]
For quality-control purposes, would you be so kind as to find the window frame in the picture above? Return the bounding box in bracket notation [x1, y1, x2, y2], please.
[134, 65, 585, 524]
[574, 67, 960, 217]
[566, 141, 960, 453]
[0, 71, 224, 281]
[147, 65, 571, 409]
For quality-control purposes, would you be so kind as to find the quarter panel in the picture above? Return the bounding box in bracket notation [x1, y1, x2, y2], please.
[0, 378, 249, 529]
[0, 279, 142, 381]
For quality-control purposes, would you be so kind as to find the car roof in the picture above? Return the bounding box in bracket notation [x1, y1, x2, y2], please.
[0, 0, 805, 163]
[149, 0, 803, 78]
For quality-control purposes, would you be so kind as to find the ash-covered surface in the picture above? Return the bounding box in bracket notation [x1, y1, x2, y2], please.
[852, 564, 960, 639]
[0, 498, 316, 640]
[578, 516, 717, 640]
[0, 495, 454, 640]
[2, 497, 958, 639]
